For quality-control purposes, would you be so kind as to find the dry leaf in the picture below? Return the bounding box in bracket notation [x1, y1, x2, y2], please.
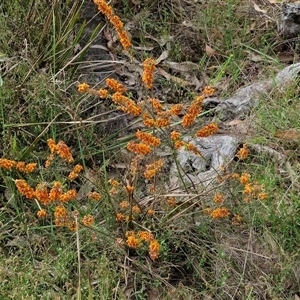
[205, 44, 218, 56]
[224, 119, 244, 126]
[156, 50, 169, 64]
[253, 3, 267, 13]
[162, 61, 199, 72]
[274, 129, 300, 140]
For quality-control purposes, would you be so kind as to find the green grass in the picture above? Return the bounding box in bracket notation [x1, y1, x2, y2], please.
[1, 0, 300, 299]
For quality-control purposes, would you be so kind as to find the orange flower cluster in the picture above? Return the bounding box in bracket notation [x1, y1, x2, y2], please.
[136, 130, 161, 147]
[37, 209, 47, 218]
[144, 159, 164, 180]
[127, 141, 151, 155]
[119, 200, 129, 208]
[35, 182, 51, 205]
[0, 158, 37, 173]
[149, 98, 163, 112]
[87, 191, 102, 201]
[46, 139, 74, 166]
[77, 83, 108, 99]
[236, 143, 250, 160]
[213, 193, 225, 204]
[106, 78, 127, 93]
[60, 189, 77, 202]
[182, 97, 203, 127]
[170, 131, 181, 140]
[77, 83, 90, 93]
[116, 213, 125, 222]
[232, 172, 268, 203]
[142, 58, 156, 89]
[182, 87, 214, 127]
[195, 123, 219, 138]
[68, 164, 83, 181]
[54, 205, 70, 227]
[170, 104, 184, 116]
[149, 240, 160, 260]
[211, 207, 230, 219]
[82, 214, 94, 226]
[15, 179, 35, 199]
[142, 113, 156, 128]
[125, 230, 160, 260]
[93, 0, 131, 50]
[167, 197, 177, 207]
[49, 181, 62, 201]
[111, 92, 142, 116]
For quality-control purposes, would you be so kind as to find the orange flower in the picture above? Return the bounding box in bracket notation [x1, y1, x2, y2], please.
[232, 173, 239, 179]
[132, 205, 141, 214]
[54, 205, 70, 226]
[45, 154, 54, 168]
[117, 29, 132, 50]
[56, 141, 74, 163]
[111, 93, 142, 116]
[186, 143, 200, 155]
[68, 164, 83, 180]
[149, 98, 163, 112]
[126, 185, 134, 194]
[116, 213, 125, 222]
[87, 191, 102, 201]
[0, 158, 16, 170]
[15, 179, 35, 199]
[142, 113, 156, 127]
[138, 231, 154, 242]
[236, 143, 250, 160]
[119, 200, 129, 208]
[37, 209, 47, 218]
[108, 15, 123, 31]
[54, 205, 68, 218]
[202, 86, 215, 97]
[182, 100, 202, 127]
[211, 207, 230, 219]
[213, 193, 225, 204]
[60, 189, 77, 202]
[127, 141, 152, 155]
[126, 235, 141, 249]
[68, 221, 77, 231]
[156, 117, 170, 128]
[170, 131, 181, 140]
[257, 192, 267, 200]
[35, 183, 50, 205]
[147, 209, 155, 216]
[149, 239, 160, 260]
[243, 183, 252, 194]
[78, 83, 90, 93]
[144, 159, 164, 180]
[136, 130, 161, 147]
[94, 0, 113, 17]
[232, 214, 242, 225]
[174, 140, 185, 149]
[240, 173, 250, 184]
[108, 179, 119, 186]
[142, 58, 156, 89]
[169, 104, 184, 116]
[195, 123, 219, 137]
[49, 181, 62, 201]
[167, 197, 176, 207]
[82, 214, 94, 226]
[23, 163, 37, 173]
[106, 78, 127, 93]
[97, 88, 108, 99]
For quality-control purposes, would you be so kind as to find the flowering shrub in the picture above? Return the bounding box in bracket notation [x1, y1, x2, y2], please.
[0, 0, 269, 295]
